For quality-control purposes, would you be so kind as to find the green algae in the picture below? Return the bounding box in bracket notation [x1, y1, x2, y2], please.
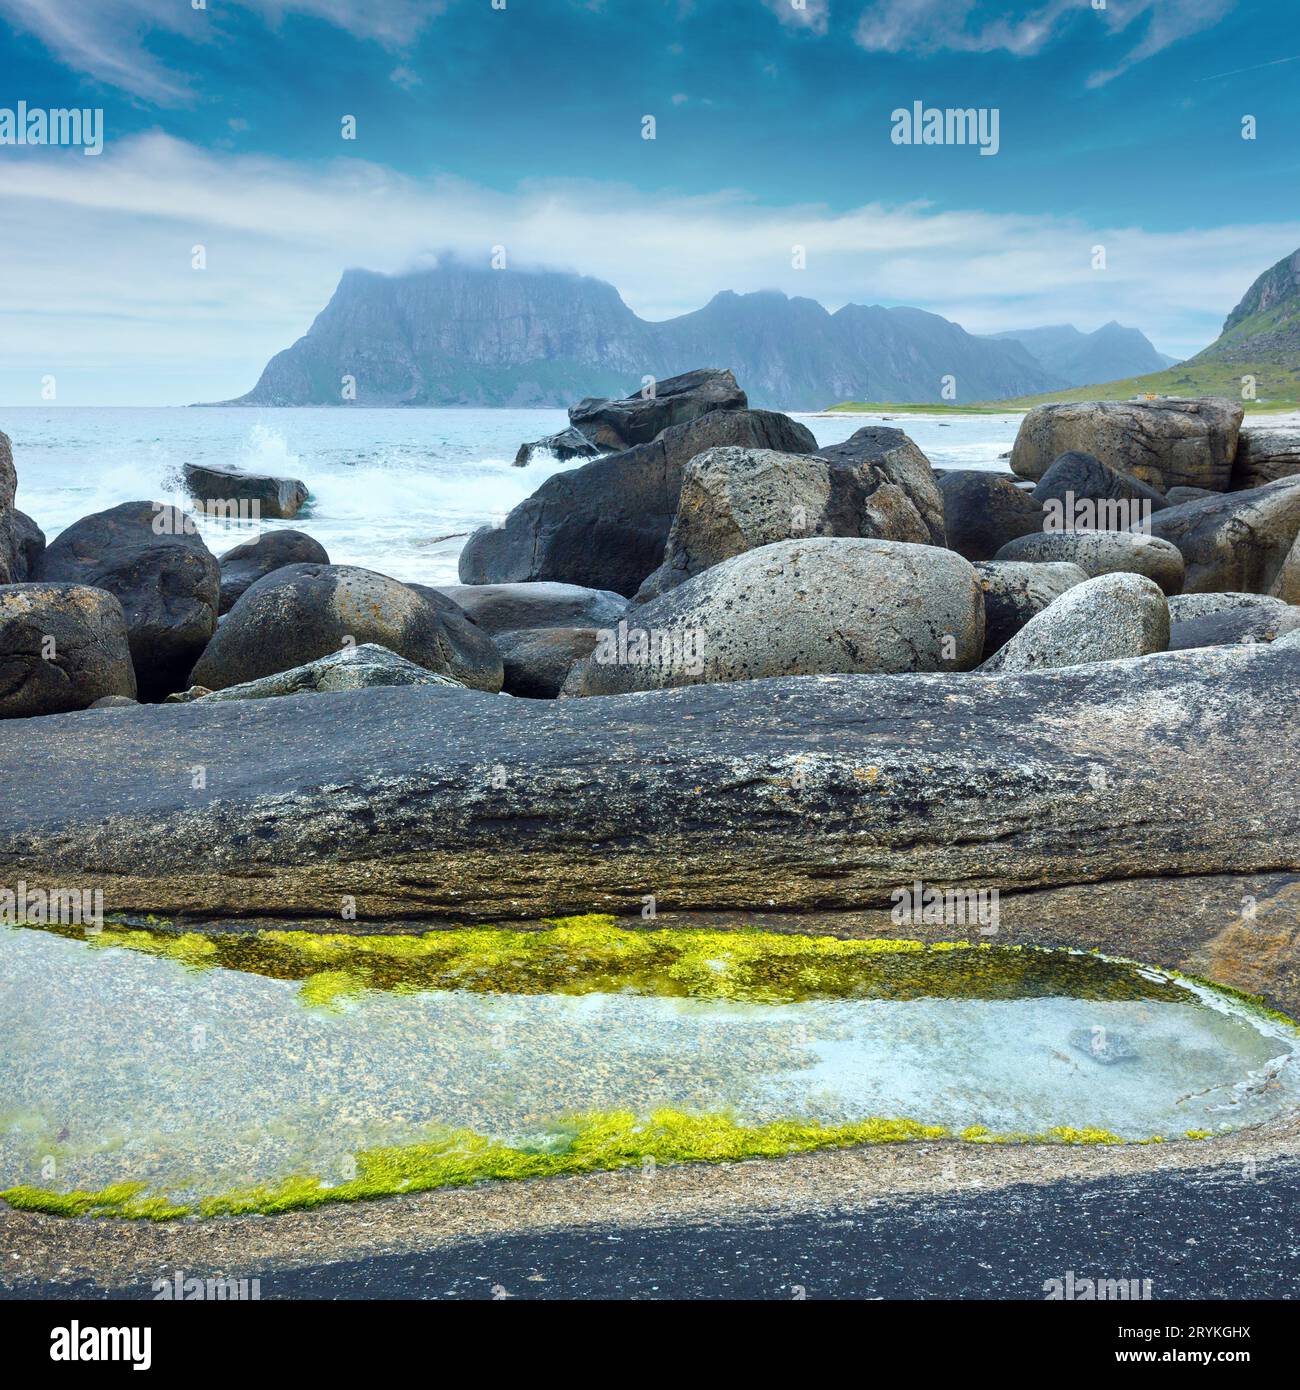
[31, 913, 1196, 1011]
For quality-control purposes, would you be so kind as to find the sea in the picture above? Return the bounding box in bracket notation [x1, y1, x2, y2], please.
[6, 407, 1022, 588]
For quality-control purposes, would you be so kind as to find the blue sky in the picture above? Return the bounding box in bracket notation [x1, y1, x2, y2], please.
[1, 0, 1298, 403]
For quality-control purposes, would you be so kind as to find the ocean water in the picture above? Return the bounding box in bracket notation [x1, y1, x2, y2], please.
[5, 406, 1021, 587]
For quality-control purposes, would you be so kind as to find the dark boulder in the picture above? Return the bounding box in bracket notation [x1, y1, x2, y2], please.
[0, 583, 136, 717]
[190, 563, 503, 692]
[1031, 451, 1168, 518]
[0, 430, 16, 584]
[36, 501, 219, 700]
[514, 427, 606, 468]
[434, 581, 627, 634]
[974, 560, 1089, 656]
[1231, 429, 1300, 490]
[496, 626, 600, 698]
[1167, 594, 1300, 651]
[567, 367, 746, 450]
[939, 470, 1045, 561]
[11, 510, 45, 581]
[458, 408, 817, 596]
[182, 462, 309, 520]
[218, 529, 329, 614]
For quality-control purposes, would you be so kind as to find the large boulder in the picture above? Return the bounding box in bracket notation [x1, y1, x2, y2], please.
[1269, 531, 1300, 604]
[813, 426, 946, 547]
[1231, 429, 1300, 491]
[190, 564, 504, 693]
[182, 462, 309, 521]
[938, 470, 1044, 561]
[1167, 594, 1300, 651]
[979, 573, 1170, 673]
[567, 367, 747, 450]
[36, 501, 220, 700]
[1144, 476, 1300, 594]
[218, 529, 329, 614]
[187, 643, 465, 703]
[11, 511, 45, 581]
[0, 430, 16, 585]
[0, 584, 136, 717]
[992, 529, 1185, 595]
[434, 581, 627, 634]
[496, 627, 600, 699]
[1031, 451, 1169, 521]
[514, 426, 605, 469]
[562, 538, 984, 696]
[1010, 399, 1244, 492]
[973, 560, 1090, 656]
[457, 408, 817, 595]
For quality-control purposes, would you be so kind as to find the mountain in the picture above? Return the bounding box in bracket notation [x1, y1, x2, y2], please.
[996, 245, 1300, 409]
[215, 262, 1064, 410]
[985, 322, 1176, 384]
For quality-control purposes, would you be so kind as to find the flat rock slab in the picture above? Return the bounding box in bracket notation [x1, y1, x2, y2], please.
[2, 646, 1297, 938]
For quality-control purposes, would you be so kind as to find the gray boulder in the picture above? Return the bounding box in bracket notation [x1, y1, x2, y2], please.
[1010, 399, 1244, 492]
[1165, 486, 1220, 506]
[36, 501, 220, 700]
[568, 367, 747, 449]
[514, 426, 605, 468]
[974, 560, 1090, 656]
[0, 583, 137, 717]
[1031, 451, 1168, 518]
[1231, 429, 1300, 490]
[563, 537, 984, 696]
[939, 470, 1045, 560]
[182, 462, 309, 520]
[1270, 531, 1300, 604]
[458, 407, 817, 595]
[434, 581, 627, 634]
[992, 529, 1185, 595]
[190, 563, 504, 692]
[813, 426, 946, 547]
[218, 529, 329, 613]
[188, 644, 465, 703]
[496, 627, 600, 698]
[1167, 595, 1300, 651]
[0, 430, 16, 584]
[980, 573, 1170, 673]
[11, 510, 45, 581]
[1144, 476, 1300, 594]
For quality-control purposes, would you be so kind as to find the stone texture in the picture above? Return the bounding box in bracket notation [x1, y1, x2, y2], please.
[0, 583, 137, 717]
[1145, 476, 1300, 594]
[11, 511, 45, 582]
[939, 470, 1045, 561]
[979, 573, 1170, 673]
[0, 430, 17, 585]
[496, 626, 600, 699]
[186, 643, 465, 703]
[1270, 531, 1300, 604]
[182, 462, 309, 520]
[514, 426, 605, 468]
[218, 529, 330, 614]
[190, 563, 503, 692]
[1231, 429, 1300, 490]
[457, 408, 818, 596]
[973, 560, 1090, 656]
[563, 538, 985, 696]
[35, 501, 220, 700]
[2, 646, 1295, 930]
[992, 528, 1185, 595]
[1010, 399, 1244, 492]
[434, 581, 627, 634]
[567, 368, 747, 449]
[1031, 451, 1168, 515]
[1168, 597, 1300, 651]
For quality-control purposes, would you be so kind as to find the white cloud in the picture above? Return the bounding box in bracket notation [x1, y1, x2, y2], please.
[762, 0, 830, 36]
[854, 0, 1235, 85]
[0, 132, 1292, 403]
[0, 0, 446, 103]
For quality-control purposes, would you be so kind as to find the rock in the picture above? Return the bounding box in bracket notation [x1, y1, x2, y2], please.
[11, 511, 45, 581]
[218, 529, 330, 614]
[1270, 531, 1300, 604]
[514, 426, 606, 468]
[1165, 486, 1220, 506]
[35, 502, 220, 700]
[191, 564, 503, 693]
[0, 584, 137, 717]
[1030, 451, 1168, 520]
[1010, 399, 1244, 492]
[4, 648, 1297, 965]
[567, 367, 747, 449]
[1145, 476, 1300, 594]
[0, 430, 16, 585]
[457, 408, 818, 595]
[636, 429, 946, 602]
[189, 644, 465, 703]
[562, 538, 984, 696]
[974, 561, 1090, 656]
[433, 581, 628, 634]
[979, 573, 1170, 673]
[496, 627, 600, 698]
[182, 462, 309, 521]
[938, 470, 1045, 561]
[1167, 595, 1300, 651]
[1273, 628, 1300, 651]
[992, 529, 1185, 595]
[88, 695, 139, 709]
[1231, 429, 1300, 490]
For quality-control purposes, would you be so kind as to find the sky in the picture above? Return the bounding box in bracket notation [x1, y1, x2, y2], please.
[1, 0, 1298, 404]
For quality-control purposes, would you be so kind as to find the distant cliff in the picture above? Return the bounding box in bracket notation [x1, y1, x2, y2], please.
[216, 261, 1164, 409]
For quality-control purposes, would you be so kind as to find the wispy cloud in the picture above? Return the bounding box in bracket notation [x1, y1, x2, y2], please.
[762, 0, 831, 36]
[0, 132, 1292, 402]
[854, 0, 1235, 86]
